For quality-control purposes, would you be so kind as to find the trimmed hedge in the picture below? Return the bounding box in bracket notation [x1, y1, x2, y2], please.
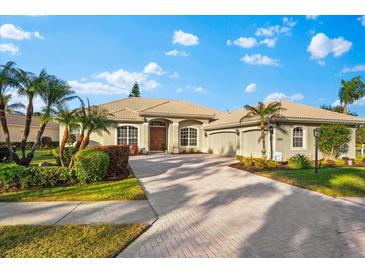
[74, 149, 110, 183]
[0, 164, 76, 190]
[236, 156, 280, 170]
[93, 145, 129, 177]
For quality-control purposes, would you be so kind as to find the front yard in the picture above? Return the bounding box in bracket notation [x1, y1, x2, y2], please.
[258, 167, 365, 197]
[0, 224, 148, 258]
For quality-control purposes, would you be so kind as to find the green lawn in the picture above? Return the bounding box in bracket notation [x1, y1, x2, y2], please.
[0, 224, 148, 258]
[0, 177, 146, 202]
[258, 167, 365, 197]
[16, 148, 56, 165]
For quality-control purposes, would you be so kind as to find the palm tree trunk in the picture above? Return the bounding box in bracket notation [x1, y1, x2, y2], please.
[59, 127, 69, 167]
[343, 102, 348, 114]
[79, 132, 90, 150]
[73, 128, 85, 153]
[261, 129, 266, 158]
[22, 123, 47, 166]
[0, 100, 20, 163]
[20, 101, 33, 158]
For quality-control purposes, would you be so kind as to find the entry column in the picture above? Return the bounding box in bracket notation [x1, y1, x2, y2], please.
[171, 122, 179, 153]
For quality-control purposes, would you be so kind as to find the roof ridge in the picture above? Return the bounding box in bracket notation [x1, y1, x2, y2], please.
[111, 107, 139, 114]
[139, 100, 170, 112]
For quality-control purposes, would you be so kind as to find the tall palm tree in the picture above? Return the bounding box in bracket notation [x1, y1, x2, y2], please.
[0, 61, 20, 161]
[78, 104, 115, 150]
[14, 68, 47, 158]
[240, 101, 285, 158]
[54, 106, 79, 167]
[3, 94, 25, 114]
[23, 74, 78, 165]
[339, 76, 365, 114]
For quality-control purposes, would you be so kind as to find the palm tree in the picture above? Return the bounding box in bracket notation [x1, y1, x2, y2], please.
[23, 74, 78, 165]
[3, 94, 25, 114]
[54, 106, 79, 167]
[0, 61, 20, 161]
[78, 104, 115, 150]
[14, 68, 47, 158]
[240, 101, 285, 158]
[339, 76, 365, 114]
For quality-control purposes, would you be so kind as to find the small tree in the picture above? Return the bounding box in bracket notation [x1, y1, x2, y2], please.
[356, 126, 365, 145]
[338, 76, 365, 114]
[129, 82, 140, 97]
[319, 124, 351, 160]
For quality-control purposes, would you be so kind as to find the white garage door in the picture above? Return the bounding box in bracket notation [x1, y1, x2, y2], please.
[209, 132, 237, 156]
[242, 130, 262, 157]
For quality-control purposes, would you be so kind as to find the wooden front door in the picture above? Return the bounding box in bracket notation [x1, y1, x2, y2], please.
[150, 127, 166, 151]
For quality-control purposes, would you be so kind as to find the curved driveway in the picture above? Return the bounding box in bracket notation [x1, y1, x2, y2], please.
[119, 154, 365, 257]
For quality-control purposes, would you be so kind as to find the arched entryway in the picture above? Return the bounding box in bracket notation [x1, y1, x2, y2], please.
[149, 120, 167, 151]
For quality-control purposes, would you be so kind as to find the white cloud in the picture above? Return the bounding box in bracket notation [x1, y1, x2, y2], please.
[0, 43, 19, 55]
[358, 16, 365, 27]
[331, 99, 341, 107]
[229, 37, 258, 48]
[306, 15, 319, 20]
[341, 64, 365, 74]
[259, 38, 277, 48]
[186, 85, 207, 93]
[307, 33, 352, 60]
[245, 83, 256, 93]
[176, 88, 182, 93]
[165, 49, 189, 57]
[173, 30, 199, 46]
[265, 92, 304, 102]
[255, 17, 296, 37]
[332, 97, 365, 107]
[241, 54, 279, 66]
[68, 80, 124, 95]
[143, 62, 165, 75]
[0, 24, 43, 40]
[169, 72, 179, 79]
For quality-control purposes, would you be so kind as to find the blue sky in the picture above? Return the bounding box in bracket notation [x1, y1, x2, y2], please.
[1, 15, 365, 116]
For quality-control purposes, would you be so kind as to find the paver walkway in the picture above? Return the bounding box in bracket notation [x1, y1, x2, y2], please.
[119, 154, 365, 258]
[0, 201, 157, 225]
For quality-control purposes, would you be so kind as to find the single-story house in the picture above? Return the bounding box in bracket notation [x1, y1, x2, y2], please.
[81, 97, 365, 160]
[0, 113, 59, 143]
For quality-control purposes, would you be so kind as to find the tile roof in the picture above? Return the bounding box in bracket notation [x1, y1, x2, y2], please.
[5, 113, 59, 129]
[204, 100, 365, 130]
[98, 97, 223, 120]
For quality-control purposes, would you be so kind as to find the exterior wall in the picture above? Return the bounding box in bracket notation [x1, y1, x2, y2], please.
[275, 123, 356, 160]
[178, 120, 204, 153]
[1, 124, 59, 142]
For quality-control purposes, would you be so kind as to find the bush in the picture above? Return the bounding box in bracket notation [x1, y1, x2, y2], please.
[52, 147, 73, 166]
[237, 156, 280, 170]
[319, 125, 351, 159]
[93, 145, 129, 177]
[74, 149, 110, 183]
[41, 136, 53, 148]
[0, 146, 11, 163]
[0, 164, 75, 190]
[288, 154, 312, 169]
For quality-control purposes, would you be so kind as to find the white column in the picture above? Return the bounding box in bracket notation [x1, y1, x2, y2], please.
[172, 122, 179, 153]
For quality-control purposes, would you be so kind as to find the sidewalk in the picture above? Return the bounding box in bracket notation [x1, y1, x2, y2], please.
[0, 201, 157, 225]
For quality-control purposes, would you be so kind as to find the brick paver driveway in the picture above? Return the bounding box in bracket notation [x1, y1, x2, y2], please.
[119, 154, 365, 257]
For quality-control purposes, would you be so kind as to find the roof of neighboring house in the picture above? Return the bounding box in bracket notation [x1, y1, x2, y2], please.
[98, 97, 224, 120]
[5, 113, 59, 129]
[204, 100, 365, 130]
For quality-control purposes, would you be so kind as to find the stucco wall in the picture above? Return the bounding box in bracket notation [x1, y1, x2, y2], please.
[0, 124, 59, 142]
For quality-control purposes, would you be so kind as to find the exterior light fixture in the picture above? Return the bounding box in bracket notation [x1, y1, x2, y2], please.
[313, 127, 321, 175]
[235, 129, 240, 135]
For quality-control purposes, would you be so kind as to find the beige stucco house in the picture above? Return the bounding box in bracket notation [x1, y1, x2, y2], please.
[82, 97, 365, 160]
[0, 113, 59, 143]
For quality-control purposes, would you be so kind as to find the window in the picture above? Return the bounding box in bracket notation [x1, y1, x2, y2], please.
[150, 120, 166, 127]
[292, 127, 304, 148]
[117, 126, 138, 145]
[180, 128, 198, 147]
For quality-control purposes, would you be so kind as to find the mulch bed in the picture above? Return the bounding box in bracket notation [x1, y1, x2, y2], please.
[229, 162, 289, 173]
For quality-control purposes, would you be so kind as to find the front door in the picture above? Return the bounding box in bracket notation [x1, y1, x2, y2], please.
[150, 127, 166, 151]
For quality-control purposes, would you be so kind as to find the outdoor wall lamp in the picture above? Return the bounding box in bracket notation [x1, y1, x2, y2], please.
[313, 127, 321, 175]
[235, 129, 240, 135]
[204, 132, 208, 137]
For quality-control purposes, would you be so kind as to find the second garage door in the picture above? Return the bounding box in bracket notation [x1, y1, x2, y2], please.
[209, 132, 237, 156]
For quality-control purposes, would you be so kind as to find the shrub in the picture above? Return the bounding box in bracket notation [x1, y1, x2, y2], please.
[52, 147, 73, 166]
[0, 146, 11, 163]
[319, 125, 351, 159]
[267, 160, 280, 169]
[93, 145, 129, 177]
[41, 136, 53, 148]
[288, 154, 312, 169]
[335, 158, 346, 166]
[74, 149, 110, 183]
[0, 164, 75, 190]
[238, 156, 280, 170]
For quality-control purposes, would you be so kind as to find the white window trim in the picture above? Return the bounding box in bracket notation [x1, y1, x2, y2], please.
[180, 127, 199, 148]
[115, 124, 140, 146]
[290, 126, 307, 150]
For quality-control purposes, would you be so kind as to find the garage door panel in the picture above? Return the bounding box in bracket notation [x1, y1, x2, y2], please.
[209, 132, 236, 156]
[242, 130, 262, 157]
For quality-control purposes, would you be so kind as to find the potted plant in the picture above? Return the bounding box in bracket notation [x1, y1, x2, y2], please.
[163, 144, 168, 154]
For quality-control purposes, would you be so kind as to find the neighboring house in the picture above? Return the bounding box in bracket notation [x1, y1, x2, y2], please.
[81, 97, 365, 160]
[0, 113, 59, 143]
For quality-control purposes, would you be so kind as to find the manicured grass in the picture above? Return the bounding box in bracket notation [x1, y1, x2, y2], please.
[16, 148, 56, 165]
[258, 167, 365, 197]
[0, 224, 148, 258]
[0, 177, 146, 202]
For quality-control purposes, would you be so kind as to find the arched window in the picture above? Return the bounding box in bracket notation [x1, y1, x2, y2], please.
[180, 128, 198, 147]
[292, 127, 304, 148]
[149, 120, 166, 127]
[117, 126, 138, 145]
